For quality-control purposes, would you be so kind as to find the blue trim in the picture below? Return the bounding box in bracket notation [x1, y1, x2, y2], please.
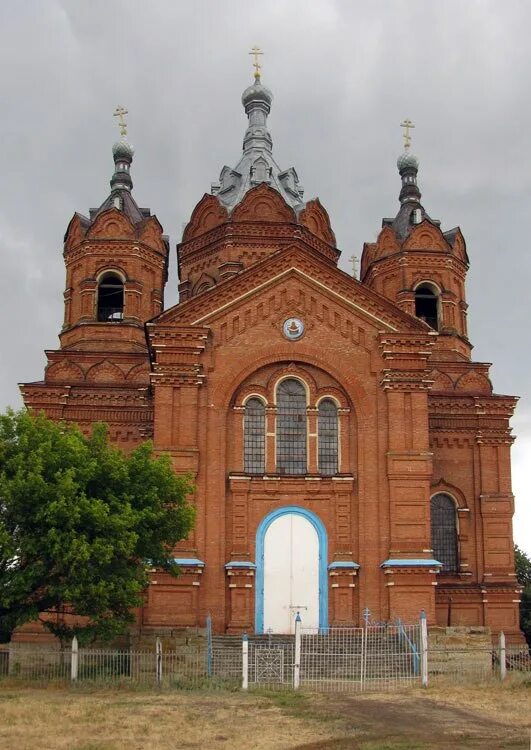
[396, 618, 420, 675]
[174, 557, 205, 567]
[328, 561, 360, 570]
[225, 561, 256, 569]
[255, 505, 328, 633]
[381, 558, 442, 568]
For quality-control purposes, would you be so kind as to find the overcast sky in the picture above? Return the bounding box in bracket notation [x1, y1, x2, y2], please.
[0, 1, 529, 553]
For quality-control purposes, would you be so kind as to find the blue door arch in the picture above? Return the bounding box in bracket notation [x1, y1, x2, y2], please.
[255, 505, 328, 633]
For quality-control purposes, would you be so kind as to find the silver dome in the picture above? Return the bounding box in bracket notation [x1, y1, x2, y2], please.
[241, 80, 273, 109]
[397, 150, 419, 171]
[112, 139, 135, 160]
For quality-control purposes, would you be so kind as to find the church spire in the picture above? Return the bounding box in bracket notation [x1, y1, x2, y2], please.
[110, 105, 134, 194]
[211, 49, 304, 212]
[89, 107, 148, 225]
[397, 119, 421, 205]
[379, 119, 439, 239]
[241, 48, 274, 155]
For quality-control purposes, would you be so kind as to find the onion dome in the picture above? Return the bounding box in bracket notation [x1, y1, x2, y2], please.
[241, 78, 273, 109]
[397, 150, 419, 172]
[110, 137, 134, 193]
[112, 138, 135, 160]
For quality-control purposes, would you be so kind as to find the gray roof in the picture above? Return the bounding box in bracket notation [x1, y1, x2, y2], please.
[90, 192, 151, 225]
[382, 150, 441, 240]
[88, 137, 152, 226]
[211, 75, 305, 213]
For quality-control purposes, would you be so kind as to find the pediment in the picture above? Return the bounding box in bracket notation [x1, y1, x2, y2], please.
[455, 370, 492, 394]
[153, 245, 429, 337]
[231, 183, 296, 223]
[46, 360, 85, 383]
[86, 360, 126, 383]
[88, 208, 136, 240]
[403, 220, 450, 252]
[64, 213, 88, 249]
[138, 215, 166, 251]
[182, 194, 229, 241]
[449, 227, 469, 263]
[299, 199, 336, 245]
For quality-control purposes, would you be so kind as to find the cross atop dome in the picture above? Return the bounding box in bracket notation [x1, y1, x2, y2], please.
[88, 107, 151, 226]
[249, 45, 263, 82]
[400, 118, 415, 150]
[113, 105, 128, 138]
[210, 50, 305, 212]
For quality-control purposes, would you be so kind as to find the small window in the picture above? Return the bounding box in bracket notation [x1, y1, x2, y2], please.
[318, 399, 338, 475]
[97, 273, 124, 322]
[431, 493, 458, 573]
[415, 284, 439, 330]
[276, 379, 307, 475]
[244, 398, 265, 474]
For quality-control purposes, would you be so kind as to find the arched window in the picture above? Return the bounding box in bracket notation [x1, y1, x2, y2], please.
[318, 399, 338, 475]
[244, 398, 265, 474]
[415, 284, 439, 330]
[431, 493, 458, 573]
[97, 273, 124, 322]
[276, 379, 307, 475]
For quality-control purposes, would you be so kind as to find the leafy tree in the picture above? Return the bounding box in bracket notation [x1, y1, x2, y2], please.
[514, 544, 531, 646]
[0, 409, 194, 644]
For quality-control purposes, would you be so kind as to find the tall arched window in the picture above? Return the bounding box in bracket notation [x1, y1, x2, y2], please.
[244, 398, 265, 474]
[431, 493, 458, 573]
[415, 284, 439, 330]
[97, 272, 124, 322]
[276, 379, 307, 475]
[318, 399, 338, 475]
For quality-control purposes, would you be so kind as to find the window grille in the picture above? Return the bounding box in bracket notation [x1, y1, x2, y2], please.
[431, 493, 458, 573]
[97, 273, 124, 322]
[244, 398, 265, 474]
[318, 399, 338, 475]
[276, 379, 307, 475]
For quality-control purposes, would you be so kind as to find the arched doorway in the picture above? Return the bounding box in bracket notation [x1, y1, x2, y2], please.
[255, 506, 328, 634]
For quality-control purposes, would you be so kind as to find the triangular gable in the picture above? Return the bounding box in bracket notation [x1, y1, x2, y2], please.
[403, 220, 451, 252]
[153, 245, 430, 334]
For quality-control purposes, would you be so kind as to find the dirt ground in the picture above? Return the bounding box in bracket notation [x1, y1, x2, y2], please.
[0, 680, 529, 750]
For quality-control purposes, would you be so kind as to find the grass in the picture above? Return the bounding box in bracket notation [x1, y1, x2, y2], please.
[0, 681, 529, 749]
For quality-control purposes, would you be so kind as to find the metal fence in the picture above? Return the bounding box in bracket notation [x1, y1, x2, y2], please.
[298, 622, 422, 692]
[1, 620, 529, 693]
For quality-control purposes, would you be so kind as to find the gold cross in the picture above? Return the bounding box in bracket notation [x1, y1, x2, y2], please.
[114, 105, 128, 138]
[249, 46, 263, 80]
[349, 255, 359, 278]
[400, 118, 415, 150]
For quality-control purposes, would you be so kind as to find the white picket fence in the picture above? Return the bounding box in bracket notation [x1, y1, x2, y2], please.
[1, 615, 529, 692]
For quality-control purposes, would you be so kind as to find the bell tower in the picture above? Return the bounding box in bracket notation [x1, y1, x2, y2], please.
[360, 123, 471, 360]
[360, 124, 520, 639]
[21, 112, 168, 445]
[61, 112, 168, 352]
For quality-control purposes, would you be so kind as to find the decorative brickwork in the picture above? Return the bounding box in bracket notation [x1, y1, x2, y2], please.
[19, 101, 522, 644]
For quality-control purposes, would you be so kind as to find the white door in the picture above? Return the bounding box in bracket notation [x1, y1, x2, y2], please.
[263, 513, 320, 634]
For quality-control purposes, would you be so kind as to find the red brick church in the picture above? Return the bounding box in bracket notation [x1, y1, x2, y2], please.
[21, 69, 522, 641]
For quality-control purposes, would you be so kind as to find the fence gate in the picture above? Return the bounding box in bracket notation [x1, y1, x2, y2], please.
[299, 623, 422, 692]
[248, 637, 294, 687]
[243, 621, 423, 691]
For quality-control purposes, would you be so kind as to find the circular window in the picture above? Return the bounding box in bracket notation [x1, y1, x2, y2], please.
[283, 318, 305, 341]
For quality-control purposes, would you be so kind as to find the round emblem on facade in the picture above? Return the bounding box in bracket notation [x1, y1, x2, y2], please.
[283, 317, 305, 341]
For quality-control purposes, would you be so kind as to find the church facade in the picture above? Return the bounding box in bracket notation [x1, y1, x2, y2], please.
[21, 72, 522, 641]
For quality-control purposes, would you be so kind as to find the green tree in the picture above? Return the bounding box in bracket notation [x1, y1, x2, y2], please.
[0, 409, 194, 644]
[514, 544, 531, 646]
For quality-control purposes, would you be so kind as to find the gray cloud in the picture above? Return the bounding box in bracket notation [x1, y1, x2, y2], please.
[0, 0, 529, 551]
